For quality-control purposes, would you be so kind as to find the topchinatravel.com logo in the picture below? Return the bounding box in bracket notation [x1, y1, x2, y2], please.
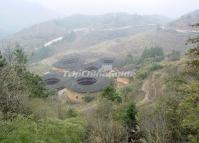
[63, 70, 135, 78]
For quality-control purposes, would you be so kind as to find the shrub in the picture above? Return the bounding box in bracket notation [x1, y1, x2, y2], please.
[117, 103, 138, 129]
[115, 103, 143, 142]
[0, 116, 87, 143]
[84, 95, 95, 103]
[65, 108, 78, 118]
[102, 86, 122, 103]
[136, 63, 162, 80]
[141, 47, 164, 62]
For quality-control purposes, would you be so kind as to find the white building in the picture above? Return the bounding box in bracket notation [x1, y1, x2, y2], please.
[100, 64, 113, 72]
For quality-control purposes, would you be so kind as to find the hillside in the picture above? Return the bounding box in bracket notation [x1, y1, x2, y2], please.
[1, 10, 199, 65]
[86, 29, 190, 57]
[169, 9, 199, 29]
[0, 2, 199, 142]
[1, 13, 170, 52]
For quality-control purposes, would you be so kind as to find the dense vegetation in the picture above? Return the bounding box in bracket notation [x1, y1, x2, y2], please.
[0, 116, 86, 143]
[0, 48, 87, 142]
[139, 24, 199, 143]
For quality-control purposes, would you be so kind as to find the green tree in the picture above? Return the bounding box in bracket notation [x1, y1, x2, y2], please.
[0, 66, 31, 119]
[13, 48, 28, 73]
[24, 72, 50, 98]
[0, 51, 6, 67]
[118, 103, 143, 142]
[102, 86, 122, 103]
[178, 83, 199, 142]
[14, 47, 27, 65]
[122, 103, 138, 129]
[13, 48, 49, 98]
[0, 46, 51, 119]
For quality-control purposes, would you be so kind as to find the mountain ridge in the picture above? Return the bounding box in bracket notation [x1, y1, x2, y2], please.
[1, 10, 199, 63]
[169, 9, 199, 29]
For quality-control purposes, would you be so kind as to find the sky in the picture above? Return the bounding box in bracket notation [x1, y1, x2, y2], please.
[27, 0, 199, 18]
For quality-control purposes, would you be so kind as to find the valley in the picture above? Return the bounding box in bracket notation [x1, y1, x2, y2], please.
[0, 6, 199, 143]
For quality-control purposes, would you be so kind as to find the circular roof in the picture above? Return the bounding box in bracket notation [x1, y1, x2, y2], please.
[53, 54, 85, 70]
[43, 72, 112, 93]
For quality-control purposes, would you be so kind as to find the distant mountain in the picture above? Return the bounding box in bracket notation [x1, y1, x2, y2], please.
[3, 12, 194, 63]
[1, 13, 170, 53]
[0, 0, 60, 34]
[53, 13, 170, 29]
[169, 9, 199, 29]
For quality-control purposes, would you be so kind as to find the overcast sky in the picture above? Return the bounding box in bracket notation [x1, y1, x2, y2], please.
[27, 0, 199, 18]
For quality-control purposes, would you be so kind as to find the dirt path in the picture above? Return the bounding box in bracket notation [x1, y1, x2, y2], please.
[137, 68, 164, 106]
[137, 79, 151, 106]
